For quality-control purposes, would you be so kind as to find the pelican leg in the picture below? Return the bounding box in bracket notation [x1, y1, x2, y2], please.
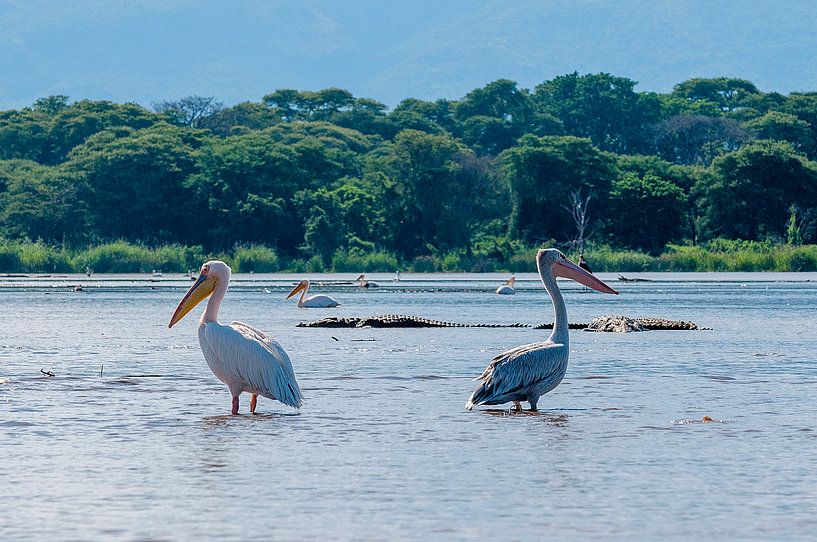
[231, 396, 239, 415]
[511, 401, 522, 412]
[250, 394, 258, 415]
[528, 397, 539, 412]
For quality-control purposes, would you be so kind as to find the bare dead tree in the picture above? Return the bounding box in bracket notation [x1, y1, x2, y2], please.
[562, 189, 593, 257]
[153, 96, 224, 128]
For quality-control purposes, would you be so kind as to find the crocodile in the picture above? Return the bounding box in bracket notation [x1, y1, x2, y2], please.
[297, 314, 702, 331]
[296, 315, 528, 328]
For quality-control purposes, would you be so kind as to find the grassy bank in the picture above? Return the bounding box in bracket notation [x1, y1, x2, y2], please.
[1, 239, 816, 274]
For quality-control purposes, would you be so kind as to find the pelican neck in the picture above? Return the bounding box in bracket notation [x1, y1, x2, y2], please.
[298, 282, 310, 308]
[201, 276, 229, 324]
[539, 263, 569, 344]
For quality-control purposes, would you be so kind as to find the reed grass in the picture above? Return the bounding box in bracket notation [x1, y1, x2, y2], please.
[0, 239, 815, 273]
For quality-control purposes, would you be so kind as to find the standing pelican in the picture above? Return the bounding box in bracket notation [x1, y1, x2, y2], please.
[466, 249, 618, 411]
[496, 275, 516, 295]
[356, 274, 379, 288]
[168, 261, 302, 414]
[286, 279, 340, 308]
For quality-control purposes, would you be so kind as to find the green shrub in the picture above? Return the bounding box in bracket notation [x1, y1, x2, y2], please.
[0, 242, 21, 271]
[73, 241, 154, 273]
[231, 244, 279, 272]
[332, 249, 399, 272]
[440, 251, 464, 272]
[305, 255, 325, 272]
[17, 242, 71, 272]
[409, 255, 438, 273]
[588, 247, 656, 272]
[507, 248, 539, 272]
[153, 244, 206, 272]
[775, 246, 817, 271]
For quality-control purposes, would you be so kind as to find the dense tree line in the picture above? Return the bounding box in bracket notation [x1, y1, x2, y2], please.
[1, 74, 817, 269]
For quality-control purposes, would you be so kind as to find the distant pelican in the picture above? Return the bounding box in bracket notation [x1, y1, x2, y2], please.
[467, 249, 618, 411]
[169, 261, 302, 414]
[394, 270, 401, 282]
[496, 275, 516, 295]
[286, 279, 340, 308]
[151, 270, 163, 282]
[357, 274, 379, 288]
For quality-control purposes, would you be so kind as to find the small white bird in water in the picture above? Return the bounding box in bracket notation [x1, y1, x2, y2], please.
[467, 249, 618, 412]
[286, 279, 340, 308]
[169, 261, 302, 414]
[496, 275, 516, 295]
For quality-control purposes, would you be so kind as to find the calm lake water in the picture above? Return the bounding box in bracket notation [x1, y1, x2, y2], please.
[2, 272, 816, 541]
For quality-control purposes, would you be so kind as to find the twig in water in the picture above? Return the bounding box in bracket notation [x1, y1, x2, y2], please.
[100, 364, 104, 377]
[40, 368, 55, 377]
[331, 336, 339, 341]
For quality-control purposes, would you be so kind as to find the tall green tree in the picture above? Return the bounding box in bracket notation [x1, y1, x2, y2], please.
[0, 159, 89, 243]
[188, 125, 362, 251]
[672, 77, 761, 112]
[697, 140, 817, 241]
[64, 123, 206, 244]
[367, 130, 501, 257]
[48, 100, 160, 164]
[502, 135, 616, 243]
[605, 173, 688, 253]
[744, 111, 813, 155]
[533, 72, 660, 154]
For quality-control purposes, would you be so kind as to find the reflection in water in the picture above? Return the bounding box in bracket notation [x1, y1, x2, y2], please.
[201, 412, 300, 428]
[480, 408, 570, 427]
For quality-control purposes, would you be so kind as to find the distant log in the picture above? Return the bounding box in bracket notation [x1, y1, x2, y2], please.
[617, 275, 652, 282]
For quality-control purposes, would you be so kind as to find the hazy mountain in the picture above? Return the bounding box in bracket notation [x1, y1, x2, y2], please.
[1, 0, 816, 110]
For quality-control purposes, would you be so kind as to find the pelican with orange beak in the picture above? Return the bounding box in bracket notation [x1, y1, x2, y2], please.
[467, 248, 618, 411]
[168, 261, 302, 414]
[496, 275, 516, 295]
[286, 279, 340, 308]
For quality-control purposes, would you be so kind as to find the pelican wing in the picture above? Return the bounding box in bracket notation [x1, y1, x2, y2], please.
[202, 321, 303, 408]
[303, 294, 340, 308]
[467, 341, 567, 407]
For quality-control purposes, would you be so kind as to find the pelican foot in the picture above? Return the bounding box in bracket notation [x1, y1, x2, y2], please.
[250, 394, 258, 415]
[231, 396, 239, 415]
[510, 401, 522, 412]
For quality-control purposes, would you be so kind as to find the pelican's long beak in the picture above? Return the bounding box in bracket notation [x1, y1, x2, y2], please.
[168, 273, 218, 328]
[553, 257, 618, 295]
[286, 281, 307, 300]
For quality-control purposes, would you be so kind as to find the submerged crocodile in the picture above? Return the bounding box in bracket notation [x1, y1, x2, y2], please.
[296, 315, 529, 328]
[297, 314, 701, 331]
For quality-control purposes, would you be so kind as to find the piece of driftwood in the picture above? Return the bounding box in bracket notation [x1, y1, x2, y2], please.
[617, 274, 652, 282]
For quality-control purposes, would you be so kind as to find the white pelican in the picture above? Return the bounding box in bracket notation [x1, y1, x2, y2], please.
[286, 279, 340, 308]
[496, 275, 516, 295]
[356, 274, 379, 288]
[168, 261, 303, 414]
[466, 249, 618, 411]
